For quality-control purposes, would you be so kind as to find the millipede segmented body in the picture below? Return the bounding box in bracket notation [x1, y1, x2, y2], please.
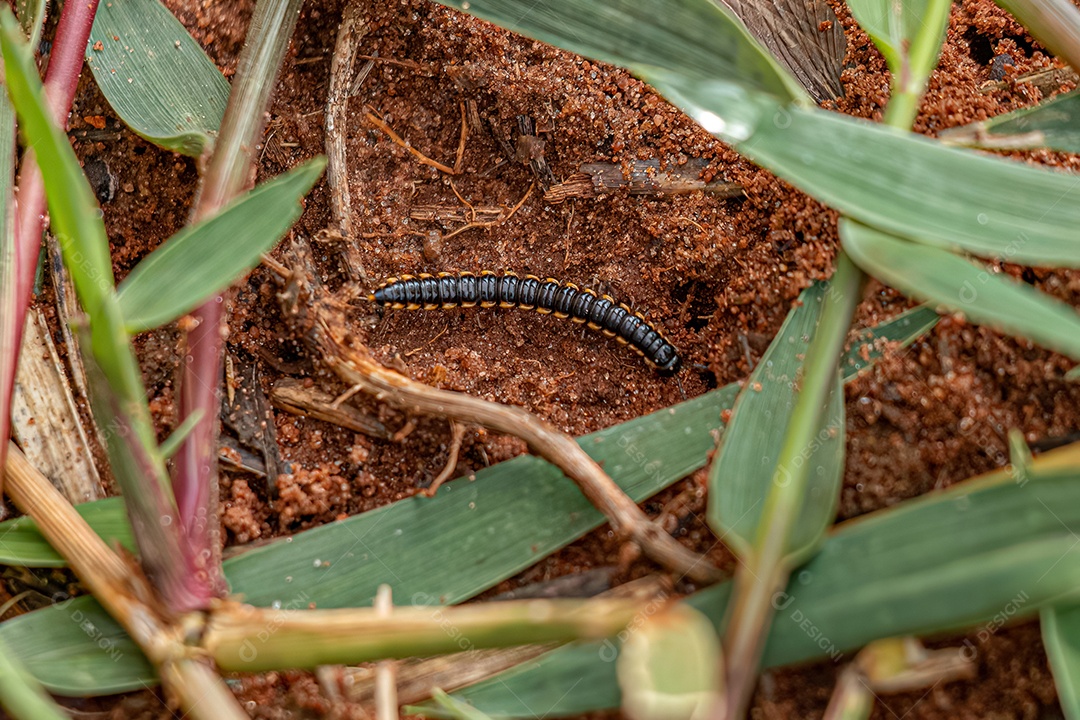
[369, 271, 682, 374]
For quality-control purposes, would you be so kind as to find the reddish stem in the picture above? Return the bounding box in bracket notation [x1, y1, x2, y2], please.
[171, 0, 305, 599]
[174, 297, 227, 595]
[0, 0, 101, 486]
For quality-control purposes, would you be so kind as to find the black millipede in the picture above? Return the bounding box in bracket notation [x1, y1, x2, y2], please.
[368, 271, 682, 374]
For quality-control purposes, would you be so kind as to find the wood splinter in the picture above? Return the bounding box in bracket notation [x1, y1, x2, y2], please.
[545, 158, 743, 204]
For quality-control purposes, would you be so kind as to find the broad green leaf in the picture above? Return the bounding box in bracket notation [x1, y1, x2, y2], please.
[116, 157, 326, 332]
[0, 498, 133, 567]
[1043, 604, 1080, 720]
[443, 465, 1080, 717]
[942, 91, 1080, 154]
[85, 0, 230, 156]
[841, 305, 939, 378]
[842, 220, 1080, 361]
[433, 0, 802, 102]
[653, 78, 1080, 268]
[0, 634, 68, 720]
[617, 605, 723, 720]
[708, 282, 843, 563]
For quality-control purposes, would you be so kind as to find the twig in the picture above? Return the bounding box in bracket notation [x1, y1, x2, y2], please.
[426, 420, 466, 497]
[454, 101, 468, 174]
[544, 159, 743, 204]
[326, 1, 369, 239]
[278, 250, 724, 584]
[442, 182, 533, 240]
[364, 106, 457, 175]
[374, 585, 398, 720]
[269, 378, 389, 439]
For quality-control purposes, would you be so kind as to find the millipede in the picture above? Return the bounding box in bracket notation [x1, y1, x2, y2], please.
[368, 271, 682, 374]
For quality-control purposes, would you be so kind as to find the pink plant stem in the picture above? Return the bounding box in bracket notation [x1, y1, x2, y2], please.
[174, 295, 225, 591]
[1, 0, 101, 482]
[171, 0, 305, 598]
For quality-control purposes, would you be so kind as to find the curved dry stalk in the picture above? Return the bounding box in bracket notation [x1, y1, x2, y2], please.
[277, 255, 724, 585]
[3, 443, 248, 720]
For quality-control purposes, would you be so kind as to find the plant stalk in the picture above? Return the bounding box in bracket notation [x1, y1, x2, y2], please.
[204, 597, 642, 672]
[716, 2, 952, 708]
[0, 0, 100, 491]
[882, 0, 951, 129]
[717, 253, 864, 719]
[173, 0, 304, 596]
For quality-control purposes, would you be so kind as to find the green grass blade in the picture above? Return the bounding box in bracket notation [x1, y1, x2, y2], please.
[0, 5, 166, 481]
[842, 220, 1080, 361]
[0, 633, 70, 720]
[442, 467, 1080, 717]
[439, 0, 1080, 268]
[115, 157, 325, 333]
[942, 90, 1080, 154]
[846, 0, 948, 76]
[707, 282, 843, 563]
[0, 596, 153, 695]
[0, 498, 133, 567]
[841, 305, 939, 378]
[85, 0, 229, 156]
[0, 304, 925, 571]
[1043, 604, 1080, 720]
[846, 0, 950, 127]
[654, 79, 1080, 268]
[223, 384, 741, 609]
[432, 0, 802, 102]
[1, 10, 202, 608]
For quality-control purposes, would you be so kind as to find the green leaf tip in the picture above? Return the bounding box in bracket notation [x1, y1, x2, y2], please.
[116, 156, 325, 332]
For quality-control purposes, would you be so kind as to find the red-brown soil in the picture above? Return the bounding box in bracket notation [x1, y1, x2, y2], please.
[22, 0, 1080, 717]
